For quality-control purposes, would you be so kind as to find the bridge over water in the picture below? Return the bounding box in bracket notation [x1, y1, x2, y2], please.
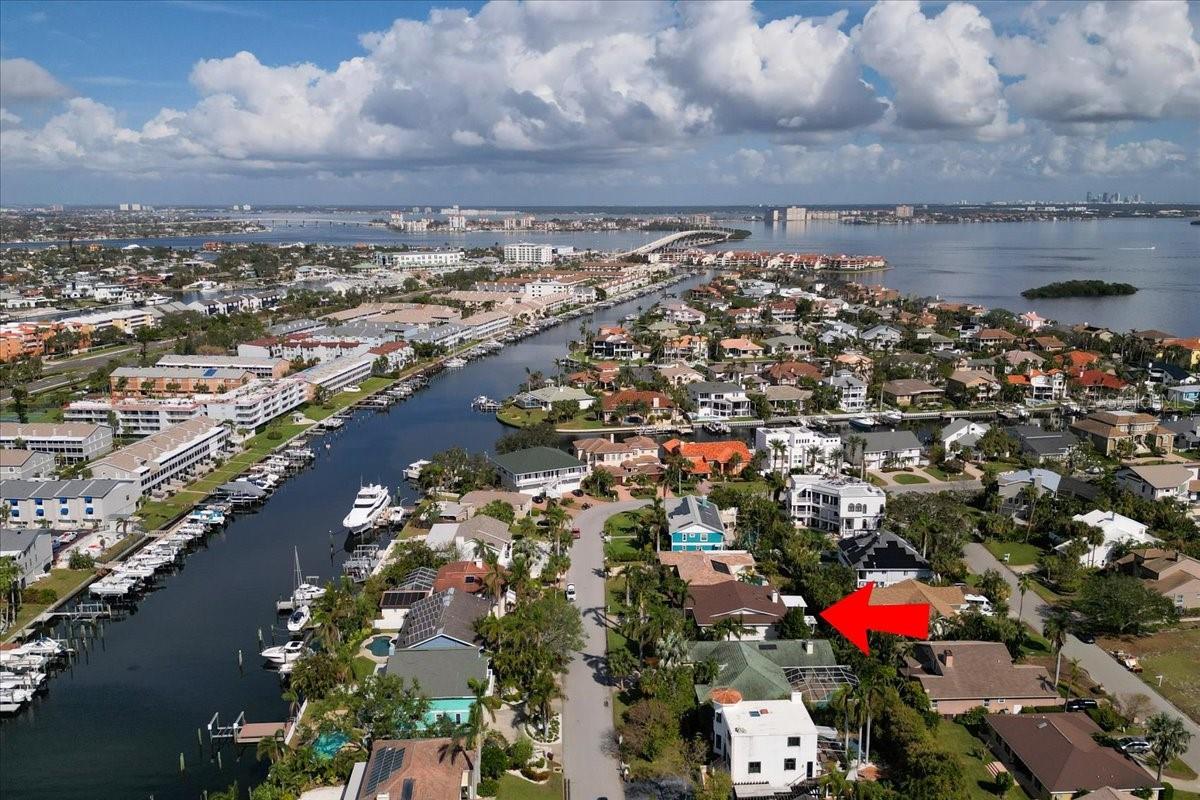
[615, 228, 739, 258]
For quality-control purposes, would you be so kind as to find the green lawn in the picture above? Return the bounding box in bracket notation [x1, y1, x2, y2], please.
[937, 720, 1030, 800]
[711, 480, 772, 497]
[1104, 626, 1200, 724]
[99, 533, 145, 563]
[983, 539, 1043, 567]
[892, 473, 929, 485]
[301, 376, 395, 421]
[497, 772, 562, 800]
[868, 474, 886, 487]
[496, 405, 604, 431]
[604, 537, 642, 562]
[924, 466, 970, 481]
[351, 655, 378, 680]
[604, 511, 642, 538]
[980, 460, 1021, 479]
[3, 568, 94, 643]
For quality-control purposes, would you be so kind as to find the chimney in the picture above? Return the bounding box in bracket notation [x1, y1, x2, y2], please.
[771, 590, 780, 604]
[803, 640, 814, 655]
[940, 649, 954, 669]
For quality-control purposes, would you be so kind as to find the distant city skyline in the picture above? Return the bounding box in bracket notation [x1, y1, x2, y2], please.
[1, 0, 1197, 204]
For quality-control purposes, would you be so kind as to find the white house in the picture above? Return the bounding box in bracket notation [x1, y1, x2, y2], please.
[0, 423, 113, 463]
[512, 386, 595, 411]
[0, 529, 53, 587]
[941, 420, 990, 451]
[821, 371, 868, 413]
[1064, 510, 1159, 568]
[861, 324, 904, 349]
[687, 382, 752, 421]
[849, 430, 924, 471]
[1116, 464, 1197, 504]
[712, 691, 821, 792]
[491, 447, 589, 498]
[787, 475, 886, 538]
[755, 426, 842, 473]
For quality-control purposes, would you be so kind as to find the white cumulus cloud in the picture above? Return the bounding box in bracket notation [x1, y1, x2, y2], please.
[0, 58, 73, 102]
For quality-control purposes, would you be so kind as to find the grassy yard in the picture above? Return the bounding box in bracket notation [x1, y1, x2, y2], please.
[351, 655, 378, 680]
[497, 772, 562, 800]
[937, 720, 1031, 800]
[99, 532, 145, 563]
[604, 511, 642, 538]
[711, 480, 772, 497]
[924, 466, 970, 481]
[980, 460, 1022, 479]
[604, 537, 642, 562]
[301, 376, 395, 421]
[495, 405, 604, 431]
[2, 568, 94, 643]
[983, 539, 1043, 567]
[892, 473, 929, 485]
[1099, 625, 1200, 724]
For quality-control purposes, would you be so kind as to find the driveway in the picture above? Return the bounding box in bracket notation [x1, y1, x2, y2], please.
[963, 543, 1200, 773]
[563, 499, 647, 800]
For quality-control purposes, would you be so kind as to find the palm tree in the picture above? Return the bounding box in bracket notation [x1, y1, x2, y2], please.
[255, 730, 288, 764]
[1043, 607, 1072, 689]
[829, 685, 855, 755]
[465, 677, 500, 748]
[711, 617, 753, 641]
[769, 440, 787, 474]
[480, 549, 507, 603]
[1016, 573, 1032, 623]
[1146, 712, 1194, 782]
[1064, 657, 1082, 702]
[528, 668, 564, 730]
[819, 768, 853, 800]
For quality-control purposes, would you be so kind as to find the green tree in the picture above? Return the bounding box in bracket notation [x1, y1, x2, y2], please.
[1076, 574, 1175, 636]
[1146, 712, 1193, 782]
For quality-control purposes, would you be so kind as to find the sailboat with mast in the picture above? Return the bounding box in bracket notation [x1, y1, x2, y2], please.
[277, 547, 325, 617]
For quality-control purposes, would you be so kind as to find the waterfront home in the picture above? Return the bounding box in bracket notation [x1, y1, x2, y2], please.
[761, 384, 812, 413]
[941, 419, 989, 450]
[458, 489, 532, 519]
[763, 360, 823, 386]
[947, 368, 1001, 400]
[1007, 369, 1067, 403]
[983, 714, 1161, 800]
[755, 425, 842, 473]
[1116, 463, 1198, 504]
[573, 435, 659, 468]
[395, 588, 491, 650]
[1070, 410, 1174, 456]
[762, 335, 813, 356]
[433, 561, 489, 594]
[665, 495, 726, 552]
[662, 439, 753, 477]
[687, 639, 839, 703]
[821, 371, 869, 412]
[490, 446, 589, 498]
[719, 337, 764, 360]
[591, 328, 648, 361]
[0, 449, 55, 480]
[658, 362, 706, 387]
[684, 582, 790, 640]
[786, 474, 885, 538]
[838, 530, 933, 588]
[2, 478, 139, 526]
[1007, 424, 1079, 463]
[512, 385, 595, 411]
[711, 690, 821, 792]
[657, 550, 756, 586]
[1061, 510, 1158, 568]
[686, 381, 752, 420]
[599, 390, 676, 425]
[903, 641, 1061, 716]
[91, 417, 230, 497]
[345, 737, 477, 800]
[384, 647, 492, 727]
[881, 378, 943, 408]
[0, 528, 53, 587]
[1073, 369, 1130, 398]
[846, 429, 924, 471]
[0, 422, 113, 463]
[376, 567, 438, 630]
[1112, 548, 1200, 612]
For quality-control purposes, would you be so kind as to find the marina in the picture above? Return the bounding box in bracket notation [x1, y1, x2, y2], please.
[0, 271, 709, 800]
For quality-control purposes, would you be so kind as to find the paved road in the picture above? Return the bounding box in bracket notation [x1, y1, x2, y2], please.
[2, 339, 177, 400]
[964, 543, 1200, 773]
[563, 500, 646, 800]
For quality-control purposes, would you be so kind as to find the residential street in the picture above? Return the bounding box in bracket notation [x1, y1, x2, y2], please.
[964, 543, 1200, 773]
[562, 499, 647, 800]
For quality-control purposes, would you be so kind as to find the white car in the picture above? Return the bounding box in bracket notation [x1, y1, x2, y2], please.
[565, 583, 577, 602]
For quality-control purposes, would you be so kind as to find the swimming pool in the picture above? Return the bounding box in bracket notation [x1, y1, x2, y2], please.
[365, 635, 393, 657]
[313, 731, 349, 760]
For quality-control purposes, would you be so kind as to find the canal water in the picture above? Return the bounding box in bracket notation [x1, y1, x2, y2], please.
[0, 274, 706, 800]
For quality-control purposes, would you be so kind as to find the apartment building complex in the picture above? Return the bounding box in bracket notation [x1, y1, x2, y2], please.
[91, 417, 230, 496]
[0, 423, 113, 463]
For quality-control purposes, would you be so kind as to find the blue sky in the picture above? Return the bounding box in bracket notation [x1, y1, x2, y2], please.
[1, 0, 1197, 205]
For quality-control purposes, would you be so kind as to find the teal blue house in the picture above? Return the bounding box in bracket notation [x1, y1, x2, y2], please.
[666, 495, 727, 552]
[385, 647, 492, 728]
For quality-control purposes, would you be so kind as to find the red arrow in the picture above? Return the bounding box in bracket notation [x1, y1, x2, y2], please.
[818, 583, 929, 655]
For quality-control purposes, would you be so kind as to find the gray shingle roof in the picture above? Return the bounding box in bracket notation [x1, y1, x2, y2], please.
[1, 479, 132, 500]
[385, 648, 489, 698]
[396, 589, 490, 649]
[667, 495, 724, 534]
[490, 447, 583, 476]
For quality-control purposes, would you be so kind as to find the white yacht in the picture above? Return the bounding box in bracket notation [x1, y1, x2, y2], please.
[404, 459, 431, 481]
[260, 640, 309, 665]
[286, 605, 312, 633]
[342, 483, 392, 534]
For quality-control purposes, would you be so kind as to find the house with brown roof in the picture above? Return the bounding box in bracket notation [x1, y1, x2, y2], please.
[720, 337, 764, 359]
[1069, 410, 1174, 456]
[684, 581, 790, 640]
[947, 368, 1001, 400]
[433, 561, 490, 594]
[974, 328, 1018, 349]
[903, 641, 1061, 716]
[763, 361, 823, 386]
[573, 435, 659, 467]
[657, 550, 757, 586]
[458, 489, 532, 518]
[599, 390, 676, 425]
[1113, 548, 1200, 612]
[869, 579, 976, 631]
[347, 737, 475, 800]
[881, 378, 944, 408]
[983, 713, 1161, 800]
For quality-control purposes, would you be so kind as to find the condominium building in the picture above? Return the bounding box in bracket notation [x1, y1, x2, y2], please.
[786, 474, 886, 537]
[155, 354, 291, 379]
[755, 426, 842, 473]
[67, 398, 202, 436]
[372, 250, 465, 270]
[91, 417, 230, 496]
[110, 366, 256, 397]
[0, 423, 113, 463]
[502, 243, 554, 264]
[297, 355, 374, 394]
[2, 479, 139, 526]
[0, 449, 56, 480]
[458, 311, 511, 340]
[59, 308, 156, 334]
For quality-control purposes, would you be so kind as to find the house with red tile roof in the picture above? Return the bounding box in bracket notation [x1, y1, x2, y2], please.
[663, 439, 753, 476]
[599, 390, 676, 425]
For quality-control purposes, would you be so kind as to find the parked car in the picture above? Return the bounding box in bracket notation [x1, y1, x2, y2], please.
[565, 583, 577, 602]
[1076, 630, 1097, 644]
[1065, 698, 1099, 711]
[571, 527, 581, 539]
[1118, 737, 1151, 755]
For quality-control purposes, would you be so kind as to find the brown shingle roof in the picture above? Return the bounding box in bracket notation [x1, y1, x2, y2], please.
[657, 550, 757, 587]
[357, 737, 471, 800]
[685, 582, 786, 626]
[904, 641, 1059, 702]
[985, 714, 1159, 794]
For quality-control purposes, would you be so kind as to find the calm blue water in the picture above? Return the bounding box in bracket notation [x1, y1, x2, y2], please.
[9, 217, 1196, 334]
[0, 273, 705, 800]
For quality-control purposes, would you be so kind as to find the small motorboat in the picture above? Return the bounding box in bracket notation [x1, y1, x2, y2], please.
[404, 460, 431, 481]
[287, 605, 312, 633]
[261, 640, 309, 665]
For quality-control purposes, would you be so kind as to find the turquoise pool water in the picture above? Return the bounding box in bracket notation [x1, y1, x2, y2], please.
[365, 636, 392, 657]
[313, 732, 348, 760]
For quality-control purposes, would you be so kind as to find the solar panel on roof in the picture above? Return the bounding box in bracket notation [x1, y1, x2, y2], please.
[203, 367, 218, 377]
[363, 746, 406, 795]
